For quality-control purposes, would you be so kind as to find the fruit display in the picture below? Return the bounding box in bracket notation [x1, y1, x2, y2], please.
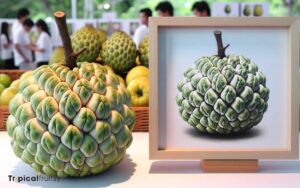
[101, 31, 137, 74]
[49, 47, 65, 65]
[138, 36, 149, 67]
[72, 25, 101, 62]
[6, 11, 135, 177]
[176, 31, 269, 134]
[126, 66, 149, 107]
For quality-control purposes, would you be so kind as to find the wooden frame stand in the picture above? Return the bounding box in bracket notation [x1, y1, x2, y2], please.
[201, 159, 258, 173]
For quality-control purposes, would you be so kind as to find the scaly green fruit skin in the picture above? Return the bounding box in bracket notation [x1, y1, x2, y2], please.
[49, 47, 65, 65]
[139, 36, 149, 67]
[243, 5, 251, 16]
[72, 25, 101, 62]
[176, 55, 269, 134]
[101, 31, 137, 74]
[7, 63, 135, 177]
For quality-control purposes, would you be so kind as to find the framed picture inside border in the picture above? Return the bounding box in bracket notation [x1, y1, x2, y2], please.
[149, 17, 299, 160]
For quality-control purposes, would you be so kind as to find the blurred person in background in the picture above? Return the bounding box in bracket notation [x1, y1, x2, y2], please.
[133, 8, 152, 48]
[192, 1, 211, 17]
[12, 8, 30, 67]
[155, 1, 174, 17]
[29, 19, 52, 67]
[0, 22, 14, 69]
[14, 18, 34, 70]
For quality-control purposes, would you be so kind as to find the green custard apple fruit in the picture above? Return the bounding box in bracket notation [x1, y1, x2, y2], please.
[224, 5, 232, 15]
[49, 47, 65, 65]
[176, 31, 269, 134]
[243, 5, 251, 16]
[6, 62, 135, 177]
[253, 5, 263, 17]
[0, 74, 12, 87]
[139, 36, 149, 67]
[101, 31, 137, 74]
[72, 25, 101, 62]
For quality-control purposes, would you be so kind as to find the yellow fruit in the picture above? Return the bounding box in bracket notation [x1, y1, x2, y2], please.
[126, 66, 149, 85]
[0, 87, 18, 106]
[0, 84, 5, 94]
[127, 78, 149, 107]
[10, 79, 20, 89]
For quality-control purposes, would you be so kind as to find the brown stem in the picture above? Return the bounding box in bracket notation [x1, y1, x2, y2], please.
[214, 31, 229, 58]
[71, 48, 87, 58]
[54, 11, 76, 69]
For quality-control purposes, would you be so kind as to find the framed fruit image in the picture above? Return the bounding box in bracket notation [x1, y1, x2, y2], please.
[149, 17, 299, 160]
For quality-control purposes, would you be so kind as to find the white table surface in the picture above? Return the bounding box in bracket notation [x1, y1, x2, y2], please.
[1, 132, 300, 188]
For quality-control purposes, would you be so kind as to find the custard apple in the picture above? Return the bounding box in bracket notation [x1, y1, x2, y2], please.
[6, 62, 135, 177]
[72, 25, 101, 62]
[139, 36, 149, 67]
[101, 31, 137, 74]
[176, 54, 269, 134]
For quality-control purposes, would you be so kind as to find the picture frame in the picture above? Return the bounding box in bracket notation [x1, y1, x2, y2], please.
[149, 17, 299, 160]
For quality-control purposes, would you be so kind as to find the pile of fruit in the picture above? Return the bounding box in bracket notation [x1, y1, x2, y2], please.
[0, 72, 32, 106]
[50, 25, 149, 107]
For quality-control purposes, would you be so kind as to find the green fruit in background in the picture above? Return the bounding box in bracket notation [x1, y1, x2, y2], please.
[49, 47, 65, 65]
[253, 5, 263, 17]
[0, 87, 18, 105]
[139, 36, 149, 67]
[0, 74, 11, 87]
[224, 5, 232, 15]
[72, 25, 101, 62]
[101, 31, 137, 74]
[243, 5, 251, 16]
[0, 83, 5, 94]
[176, 31, 269, 134]
[6, 62, 135, 177]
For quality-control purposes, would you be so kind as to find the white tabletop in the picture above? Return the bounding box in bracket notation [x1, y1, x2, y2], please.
[1, 132, 300, 188]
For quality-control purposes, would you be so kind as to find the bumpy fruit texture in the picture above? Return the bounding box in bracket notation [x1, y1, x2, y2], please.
[102, 31, 137, 74]
[49, 47, 65, 65]
[72, 25, 101, 62]
[7, 63, 135, 177]
[176, 55, 269, 134]
[139, 36, 149, 67]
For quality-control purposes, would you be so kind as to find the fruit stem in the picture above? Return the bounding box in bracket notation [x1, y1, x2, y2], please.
[54, 11, 77, 69]
[214, 31, 229, 58]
